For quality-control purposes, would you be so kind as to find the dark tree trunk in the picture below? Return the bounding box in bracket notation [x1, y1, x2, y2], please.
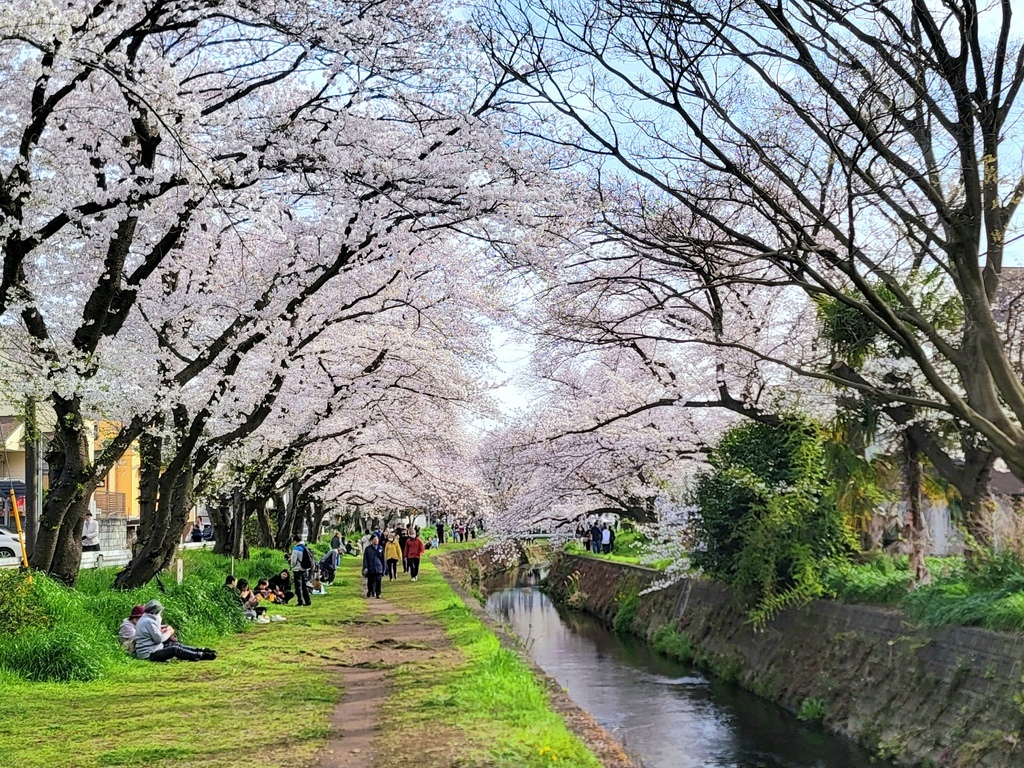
[255, 497, 275, 547]
[30, 396, 98, 585]
[903, 430, 930, 585]
[115, 408, 200, 589]
[228, 491, 246, 559]
[210, 497, 232, 555]
[308, 500, 327, 543]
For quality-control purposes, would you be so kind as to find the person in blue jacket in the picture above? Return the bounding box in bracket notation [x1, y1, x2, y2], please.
[362, 534, 385, 598]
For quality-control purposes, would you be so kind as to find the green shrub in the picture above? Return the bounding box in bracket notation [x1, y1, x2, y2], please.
[612, 589, 640, 634]
[651, 625, 693, 662]
[692, 417, 854, 626]
[0, 570, 46, 633]
[823, 556, 912, 604]
[798, 697, 827, 722]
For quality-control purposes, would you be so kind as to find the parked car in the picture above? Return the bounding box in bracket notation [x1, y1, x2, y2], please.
[0, 525, 23, 559]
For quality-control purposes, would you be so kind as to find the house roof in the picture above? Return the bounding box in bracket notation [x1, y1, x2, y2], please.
[990, 470, 1024, 497]
[0, 416, 24, 452]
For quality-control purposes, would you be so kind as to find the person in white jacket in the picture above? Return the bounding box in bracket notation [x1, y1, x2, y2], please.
[81, 512, 100, 552]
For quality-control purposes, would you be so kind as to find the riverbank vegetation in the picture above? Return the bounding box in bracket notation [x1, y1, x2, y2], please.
[377, 552, 604, 768]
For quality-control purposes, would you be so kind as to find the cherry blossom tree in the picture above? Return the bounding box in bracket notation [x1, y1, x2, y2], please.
[479, 0, 1024, 546]
[0, 0, 552, 584]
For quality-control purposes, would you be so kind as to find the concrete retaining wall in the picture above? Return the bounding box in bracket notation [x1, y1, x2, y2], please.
[546, 554, 1024, 768]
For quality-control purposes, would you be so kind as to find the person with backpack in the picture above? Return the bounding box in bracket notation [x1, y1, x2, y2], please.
[289, 535, 314, 606]
[404, 527, 426, 582]
[362, 534, 385, 598]
[320, 547, 339, 584]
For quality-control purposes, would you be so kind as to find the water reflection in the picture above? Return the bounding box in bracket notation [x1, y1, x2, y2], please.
[485, 580, 889, 768]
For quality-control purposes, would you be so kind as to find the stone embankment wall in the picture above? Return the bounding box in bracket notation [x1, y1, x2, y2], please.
[546, 553, 1024, 768]
[437, 543, 546, 587]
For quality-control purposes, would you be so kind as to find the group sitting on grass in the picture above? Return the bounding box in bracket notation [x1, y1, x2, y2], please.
[115, 534, 352, 659]
[119, 600, 217, 662]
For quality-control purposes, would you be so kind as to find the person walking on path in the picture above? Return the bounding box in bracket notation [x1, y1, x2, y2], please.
[320, 547, 339, 584]
[290, 535, 314, 606]
[330, 531, 341, 551]
[590, 522, 602, 554]
[398, 527, 411, 572]
[601, 524, 612, 554]
[384, 535, 402, 581]
[436, 519, 445, 545]
[363, 534, 385, 598]
[404, 527, 425, 582]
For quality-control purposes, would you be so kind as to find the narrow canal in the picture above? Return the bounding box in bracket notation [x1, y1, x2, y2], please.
[484, 569, 891, 768]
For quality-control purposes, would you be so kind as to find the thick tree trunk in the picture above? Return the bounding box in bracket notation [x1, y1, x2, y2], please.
[228, 491, 247, 558]
[115, 433, 195, 589]
[308, 500, 327, 543]
[30, 396, 98, 585]
[903, 431, 930, 585]
[210, 497, 232, 555]
[273, 492, 292, 550]
[255, 497, 275, 547]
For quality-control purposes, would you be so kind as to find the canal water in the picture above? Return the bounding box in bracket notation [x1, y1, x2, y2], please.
[484, 569, 890, 768]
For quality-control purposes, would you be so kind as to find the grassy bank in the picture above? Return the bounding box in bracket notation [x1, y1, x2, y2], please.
[0, 550, 363, 768]
[368, 551, 605, 768]
[0, 548, 305, 682]
[823, 551, 1024, 632]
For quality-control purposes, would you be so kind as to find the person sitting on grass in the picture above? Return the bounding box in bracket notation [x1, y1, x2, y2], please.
[268, 569, 294, 603]
[119, 604, 145, 654]
[134, 600, 216, 662]
[255, 578, 277, 602]
[236, 578, 268, 620]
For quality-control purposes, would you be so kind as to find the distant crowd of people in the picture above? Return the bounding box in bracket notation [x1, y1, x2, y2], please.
[113, 517, 480, 664]
[577, 520, 617, 554]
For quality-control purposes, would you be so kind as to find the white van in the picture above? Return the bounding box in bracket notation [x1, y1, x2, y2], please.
[0, 525, 24, 560]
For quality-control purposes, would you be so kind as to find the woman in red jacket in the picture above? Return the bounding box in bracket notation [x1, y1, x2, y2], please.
[404, 527, 426, 582]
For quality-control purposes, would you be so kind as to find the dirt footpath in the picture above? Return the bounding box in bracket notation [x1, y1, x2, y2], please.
[315, 598, 451, 768]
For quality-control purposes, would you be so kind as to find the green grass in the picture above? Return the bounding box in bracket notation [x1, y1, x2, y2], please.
[824, 551, 1024, 633]
[0, 552, 363, 768]
[372, 553, 603, 768]
[651, 625, 693, 662]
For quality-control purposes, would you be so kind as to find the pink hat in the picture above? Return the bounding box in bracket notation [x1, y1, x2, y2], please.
[129, 605, 145, 620]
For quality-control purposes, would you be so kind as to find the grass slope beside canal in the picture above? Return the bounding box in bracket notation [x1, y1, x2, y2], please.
[0, 547, 604, 768]
[0, 562, 364, 768]
[351, 551, 605, 768]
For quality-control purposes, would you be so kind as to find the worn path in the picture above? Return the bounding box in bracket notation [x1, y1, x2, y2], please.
[315, 596, 452, 767]
[315, 554, 636, 768]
